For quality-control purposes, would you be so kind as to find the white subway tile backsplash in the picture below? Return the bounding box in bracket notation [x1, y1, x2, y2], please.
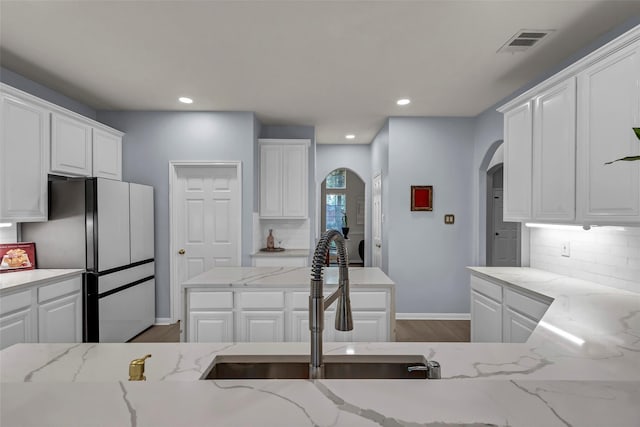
[530, 227, 640, 293]
[0, 223, 18, 243]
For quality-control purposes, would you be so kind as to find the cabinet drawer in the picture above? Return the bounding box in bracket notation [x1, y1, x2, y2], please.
[189, 291, 233, 310]
[0, 290, 31, 316]
[38, 276, 82, 303]
[239, 291, 284, 309]
[350, 291, 387, 310]
[470, 276, 502, 302]
[504, 288, 549, 321]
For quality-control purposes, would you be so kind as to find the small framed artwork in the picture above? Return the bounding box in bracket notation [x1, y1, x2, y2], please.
[411, 185, 433, 211]
[0, 242, 36, 273]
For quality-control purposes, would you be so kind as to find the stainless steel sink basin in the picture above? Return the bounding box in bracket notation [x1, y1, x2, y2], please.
[202, 355, 439, 380]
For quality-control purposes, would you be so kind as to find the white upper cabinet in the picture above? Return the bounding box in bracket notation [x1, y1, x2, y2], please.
[498, 26, 640, 226]
[51, 112, 93, 176]
[259, 139, 309, 218]
[0, 92, 49, 222]
[532, 78, 577, 221]
[576, 43, 640, 224]
[93, 128, 122, 180]
[503, 101, 532, 221]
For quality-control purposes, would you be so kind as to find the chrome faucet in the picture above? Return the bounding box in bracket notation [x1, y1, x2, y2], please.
[309, 229, 353, 379]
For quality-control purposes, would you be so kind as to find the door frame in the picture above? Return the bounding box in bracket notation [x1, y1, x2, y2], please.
[372, 172, 382, 269]
[169, 161, 243, 323]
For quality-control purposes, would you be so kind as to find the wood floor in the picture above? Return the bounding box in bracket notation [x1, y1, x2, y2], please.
[129, 320, 469, 343]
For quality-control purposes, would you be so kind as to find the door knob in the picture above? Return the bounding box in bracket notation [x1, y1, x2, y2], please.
[178, 249, 186, 255]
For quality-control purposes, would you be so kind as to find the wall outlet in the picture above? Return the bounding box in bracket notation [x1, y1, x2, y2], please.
[561, 241, 570, 257]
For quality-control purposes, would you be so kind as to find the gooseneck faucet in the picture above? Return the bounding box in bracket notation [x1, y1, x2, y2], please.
[309, 229, 353, 379]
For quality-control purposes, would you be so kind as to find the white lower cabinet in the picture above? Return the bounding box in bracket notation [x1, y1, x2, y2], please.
[189, 311, 234, 342]
[470, 290, 502, 343]
[470, 273, 551, 343]
[0, 308, 34, 350]
[0, 274, 82, 350]
[185, 286, 393, 343]
[503, 307, 538, 343]
[38, 292, 82, 343]
[239, 311, 285, 342]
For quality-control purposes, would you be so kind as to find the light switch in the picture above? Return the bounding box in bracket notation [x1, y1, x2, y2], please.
[444, 214, 455, 224]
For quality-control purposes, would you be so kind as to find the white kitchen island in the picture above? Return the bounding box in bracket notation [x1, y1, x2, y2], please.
[1, 267, 639, 426]
[181, 266, 396, 343]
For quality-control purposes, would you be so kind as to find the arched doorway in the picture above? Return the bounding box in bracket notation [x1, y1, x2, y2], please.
[486, 163, 520, 266]
[321, 168, 365, 265]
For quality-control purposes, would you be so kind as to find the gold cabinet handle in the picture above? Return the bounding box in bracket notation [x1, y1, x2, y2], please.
[129, 354, 152, 381]
[178, 249, 186, 255]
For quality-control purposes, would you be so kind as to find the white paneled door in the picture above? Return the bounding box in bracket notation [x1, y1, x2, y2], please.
[171, 162, 241, 323]
[372, 173, 382, 269]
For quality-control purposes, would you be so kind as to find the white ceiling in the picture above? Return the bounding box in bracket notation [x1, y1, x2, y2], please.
[1, 1, 639, 144]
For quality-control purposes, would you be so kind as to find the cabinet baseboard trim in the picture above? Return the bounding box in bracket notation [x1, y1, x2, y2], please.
[396, 313, 470, 320]
[155, 317, 172, 325]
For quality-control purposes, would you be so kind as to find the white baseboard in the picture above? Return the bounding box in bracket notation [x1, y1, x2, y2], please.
[155, 317, 173, 325]
[396, 313, 470, 321]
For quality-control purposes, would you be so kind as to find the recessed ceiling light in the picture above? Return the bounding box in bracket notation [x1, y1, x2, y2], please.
[396, 98, 411, 106]
[178, 97, 193, 104]
[345, 134, 355, 140]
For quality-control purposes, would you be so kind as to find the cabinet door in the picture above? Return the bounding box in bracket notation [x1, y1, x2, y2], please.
[503, 307, 538, 343]
[189, 311, 233, 342]
[282, 144, 308, 217]
[334, 311, 388, 342]
[238, 311, 285, 342]
[259, 144, 283, 217]
[533, 79, 576, 221]
[503, 101, 533, 221]
[51, 113, 92, 176]
[0, 93, 49, 222]
[577, 44, 640, 224]
[471, 290, 502, 342]
[38, 292, 82, 343]
[93, 129, 122, 180]
[0, 308, 33, 350]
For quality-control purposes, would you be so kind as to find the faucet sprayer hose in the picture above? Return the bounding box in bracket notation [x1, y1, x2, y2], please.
[311, 229, 349, 281]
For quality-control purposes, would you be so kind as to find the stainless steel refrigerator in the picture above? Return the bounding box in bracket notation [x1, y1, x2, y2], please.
[22, 177, 155, 342]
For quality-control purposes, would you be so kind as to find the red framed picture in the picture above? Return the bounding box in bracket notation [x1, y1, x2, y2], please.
[411, 186, 433, 211]
[0, 242, 36, 273]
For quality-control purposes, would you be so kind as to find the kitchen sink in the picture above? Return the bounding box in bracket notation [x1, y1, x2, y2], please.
[201, 355, 439, 380]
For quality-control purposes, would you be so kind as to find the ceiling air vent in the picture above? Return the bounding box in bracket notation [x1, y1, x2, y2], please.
[498, 29, 554, 53]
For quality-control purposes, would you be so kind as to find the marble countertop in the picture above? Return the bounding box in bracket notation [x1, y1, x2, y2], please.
[0, 268, 84, 293]
[182, 266, 395, 288]
[251, 248, 310, 257]
[2, 267, 639, 426]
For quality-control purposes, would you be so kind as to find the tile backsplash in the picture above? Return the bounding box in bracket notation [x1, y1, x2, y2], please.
[530, 226, 640, 293]
[0, 223, 18, 243]
[252, 213, 311, 252]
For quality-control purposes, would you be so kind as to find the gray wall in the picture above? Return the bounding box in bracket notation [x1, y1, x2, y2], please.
[1, 67, 97, 119]
[370, 121, 390, 273]
[97, 111, 257, 319]
[387, 117, 475, 314]
[316, 144, 372, 263]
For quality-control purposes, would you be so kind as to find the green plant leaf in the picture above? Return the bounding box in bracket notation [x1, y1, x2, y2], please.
[634, 127, 640, 141]
[604, 155, 640, 165]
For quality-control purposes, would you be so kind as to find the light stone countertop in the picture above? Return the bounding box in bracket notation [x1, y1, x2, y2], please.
[0, 268, 84, 293]
[1, 267, 639, 426]
[182, 266, 395, 288]
[251, 248, 310, 257]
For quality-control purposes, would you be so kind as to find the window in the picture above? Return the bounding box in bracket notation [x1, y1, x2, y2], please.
[326, 169, 346, 189]
[326, 193, 346, 231]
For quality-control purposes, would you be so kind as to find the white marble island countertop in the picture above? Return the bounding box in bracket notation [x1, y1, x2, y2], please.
[2, 267, 639, 426]
[182, 266, 395, 288]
